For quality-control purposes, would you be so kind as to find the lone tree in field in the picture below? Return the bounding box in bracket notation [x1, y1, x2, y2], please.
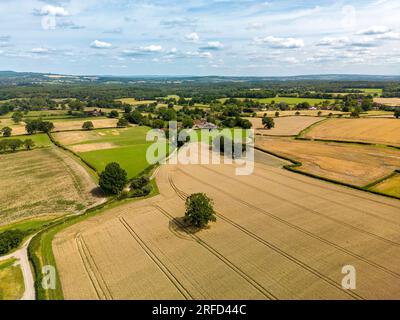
[184, 193, 216, 229]
[99, 162, 127, 195]
[117, 118, 129, 128]
[1, 126, 12, 137]
[82, 121, 94, 130]
[24, 139, 35, 150]
[395, 110, 400, 119]
[262, 116, 275, 130]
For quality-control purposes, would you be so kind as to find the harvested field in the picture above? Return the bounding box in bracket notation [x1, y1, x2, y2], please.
[53, 119, 118, 131]
[374, 98, 400, 106]
[256, 137, 400, 187]
[247, 116, 323, 136]
[370, 174, 400, 198]
[255, 110, 345, 117]
[54, 144, 400, 300]
[0, 147, 102, 225]
[0, 118, 26, 136]
[303, 118, 400, 146]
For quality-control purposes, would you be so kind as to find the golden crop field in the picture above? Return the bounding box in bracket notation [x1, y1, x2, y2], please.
[256, 137, 400, 187]
[374, 98, 400, 106]
[53, 146, 400, 300]
[303, 118, 400, 146]
[247, 116, 323, 136]
[0, 147, 101, 225]
[53, 119, 118, 131]
[370, 174, 400, 198]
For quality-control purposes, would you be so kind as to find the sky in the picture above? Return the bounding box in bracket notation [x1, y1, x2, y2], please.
[0, 0, 399, 76]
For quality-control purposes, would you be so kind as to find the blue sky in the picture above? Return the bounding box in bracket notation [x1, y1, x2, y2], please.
[0, 0, 399, 76]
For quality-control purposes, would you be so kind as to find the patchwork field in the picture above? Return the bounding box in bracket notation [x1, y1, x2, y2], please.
[0, 259, 24, 300]
[302, 118, 400, 146]
[52, 126, 167, 179]
[0, 147, 101, 225]
[53, 145, 400, 300]
[256, 137, 400, 187]
[247, 116, 323, 136]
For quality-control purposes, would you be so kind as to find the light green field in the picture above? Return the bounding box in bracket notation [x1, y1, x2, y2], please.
[0, 258, 24, 300]
[348, 88, 383, 96]
[0, 133, 52, 148]
[115, 98, 156, 105]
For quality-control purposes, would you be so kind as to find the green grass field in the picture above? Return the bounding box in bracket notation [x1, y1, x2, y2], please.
[57, 126, 168, 179]
[348, 88, 383, 96]
[0, 133, 52, 148]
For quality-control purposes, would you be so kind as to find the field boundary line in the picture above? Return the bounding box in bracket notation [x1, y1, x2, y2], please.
[119, 216, 194, 300]
[168, 176, 362, 300]
[176, 167, 400, 282]
[152, 204, 277, 300]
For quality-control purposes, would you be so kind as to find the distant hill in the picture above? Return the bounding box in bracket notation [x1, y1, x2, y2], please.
[0, 71, 399, 85]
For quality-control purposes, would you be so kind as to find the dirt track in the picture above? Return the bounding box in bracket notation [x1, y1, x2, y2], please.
[53, 144, 400, 300]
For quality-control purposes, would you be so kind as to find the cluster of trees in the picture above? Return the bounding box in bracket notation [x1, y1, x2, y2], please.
[99, 162, 128, 195]
[25, 119, 54, 134]
[0, 229, 26, 255]
[130, 175, 152, 197]
[0, 138, 35, 152]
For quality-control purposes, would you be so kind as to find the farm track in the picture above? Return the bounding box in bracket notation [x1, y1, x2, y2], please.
[175, 166, 400, 282]
[168, 176, 363, 300]
[152, 204, 277, 300]
[75, 233, 113, 300]
[118, 216, 193, 300]
[196, 164, 400, 246]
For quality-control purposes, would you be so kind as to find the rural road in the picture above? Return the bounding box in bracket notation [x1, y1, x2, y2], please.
[0, 235, 36, 300]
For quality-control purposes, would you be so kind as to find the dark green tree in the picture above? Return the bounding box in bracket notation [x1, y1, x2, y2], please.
[1, 126, 12, 137]
[262, 116, 275, 129]
[82, 121, 94, 130]
[99, 162, 128, 195]
[184, 193, 217, 229]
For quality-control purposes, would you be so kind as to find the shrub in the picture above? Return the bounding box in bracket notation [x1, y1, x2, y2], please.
[130, 175, 150, 190]
[82, 121, 94, 130]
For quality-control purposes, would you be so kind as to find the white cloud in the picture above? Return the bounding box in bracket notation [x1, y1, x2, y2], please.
[255, 36, 304, 48]
[375, 31, 400, 40]
[185, 32, 199, 41]
[31, 47, 49, 54]
[40, 5, 69, 17]
[316, 37, 350, 47]
[140, 45, 163, 52]
[90, 40, 112, 49]
[185, 51, 213, 59]
[357, 25, 391, 35]
[201, 41, 224, 50]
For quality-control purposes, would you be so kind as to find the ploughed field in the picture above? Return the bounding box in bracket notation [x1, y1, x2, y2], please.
[247, 116, 323, 136]
[53, 145, 400, 299]
[256, 137, 400, 187]
[0, 147, 100, 225]
[302, 118, 400, 147]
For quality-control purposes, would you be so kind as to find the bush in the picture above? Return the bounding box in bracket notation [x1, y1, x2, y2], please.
[130, 175, 150, 189]
[0, 230, 26, 255]
[184, 193, 216, 229]
[82, 121, 94, 130]
[99, 162, 128, 195]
